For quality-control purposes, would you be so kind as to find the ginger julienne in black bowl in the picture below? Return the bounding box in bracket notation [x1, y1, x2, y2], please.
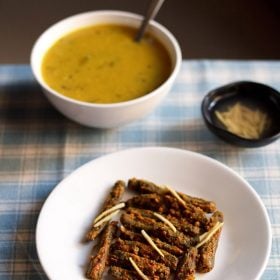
[201, 81, 280, 147]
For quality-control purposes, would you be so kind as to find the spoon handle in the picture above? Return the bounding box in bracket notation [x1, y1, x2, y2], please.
[135, 0, 165, 42]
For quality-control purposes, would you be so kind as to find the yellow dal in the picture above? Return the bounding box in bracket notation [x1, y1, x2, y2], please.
[41, 24, 172, 103]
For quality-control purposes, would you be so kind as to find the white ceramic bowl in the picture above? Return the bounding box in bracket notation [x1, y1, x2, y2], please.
[31, 10, 181, 128]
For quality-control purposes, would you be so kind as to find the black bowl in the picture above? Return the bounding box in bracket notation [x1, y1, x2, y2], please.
[201, 81, 280, 147]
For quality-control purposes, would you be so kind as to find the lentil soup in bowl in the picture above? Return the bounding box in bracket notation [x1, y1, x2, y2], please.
[31, 10, 181, 128]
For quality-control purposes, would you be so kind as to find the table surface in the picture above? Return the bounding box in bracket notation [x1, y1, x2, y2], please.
[0, 61, 280, 279]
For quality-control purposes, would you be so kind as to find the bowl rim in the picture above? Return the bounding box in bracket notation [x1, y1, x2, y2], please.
[30, 10, 182, 108]
[201, 80, 280, 146]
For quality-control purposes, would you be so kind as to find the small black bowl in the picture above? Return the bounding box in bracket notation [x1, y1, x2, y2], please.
[201, 81, 280, 147]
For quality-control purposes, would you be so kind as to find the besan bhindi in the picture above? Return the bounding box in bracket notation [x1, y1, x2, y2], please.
[196, 211, 224, 273]
[128, 178, 217, 213]
[118, 225, 184, 256]
[86, 180, 125, 241]
[86, 221, 117, 279]
[112, 238, 179, 271]
[110, 250, 171, 280]
[120, 212, 198, 250]
[84, 178, 224, 280]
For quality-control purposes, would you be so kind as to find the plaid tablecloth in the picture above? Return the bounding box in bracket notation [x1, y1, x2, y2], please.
[0, 61, 279, 279]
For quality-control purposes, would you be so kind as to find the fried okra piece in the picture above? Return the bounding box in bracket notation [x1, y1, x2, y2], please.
[86, 221, 117, 279]
[196, 211, 224, 273]
[121, 212, 197, 250]
[153, 194, 209, 228]
[125, 193, 182, 218]
[128, 178, 216, 213]
[163, 214, 201, 237]
[163, 195, 209, 227]
[179, 192, 216, 214]
[126, 207, 157, 219]
[181, 207, 208, 228]
[118, 225, 184, 256]
[126, 193, 167, 212]
[86, 180, 125, 241]
[128, 178, 166, 195]
[109, 266, 150, 280]
[112, 238, 178, 271]
[126, 207, 201, 237]
[110, 250, 170, 280]
[174, 247, 197, 280]
[126, 194, 208, 227]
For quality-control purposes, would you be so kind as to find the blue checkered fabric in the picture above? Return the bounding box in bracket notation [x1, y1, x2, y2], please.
[0, 61, 280, 279]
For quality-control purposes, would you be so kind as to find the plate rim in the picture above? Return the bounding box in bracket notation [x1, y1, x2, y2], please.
[36, 146, 272, 279]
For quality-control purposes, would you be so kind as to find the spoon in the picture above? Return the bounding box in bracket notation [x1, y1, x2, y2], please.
[135, 0, 166, 42]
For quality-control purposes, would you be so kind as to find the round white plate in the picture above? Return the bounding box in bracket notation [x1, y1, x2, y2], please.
[36, 147, 271, 280]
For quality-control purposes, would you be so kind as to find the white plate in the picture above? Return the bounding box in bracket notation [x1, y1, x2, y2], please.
[36, 147, 271, 280]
